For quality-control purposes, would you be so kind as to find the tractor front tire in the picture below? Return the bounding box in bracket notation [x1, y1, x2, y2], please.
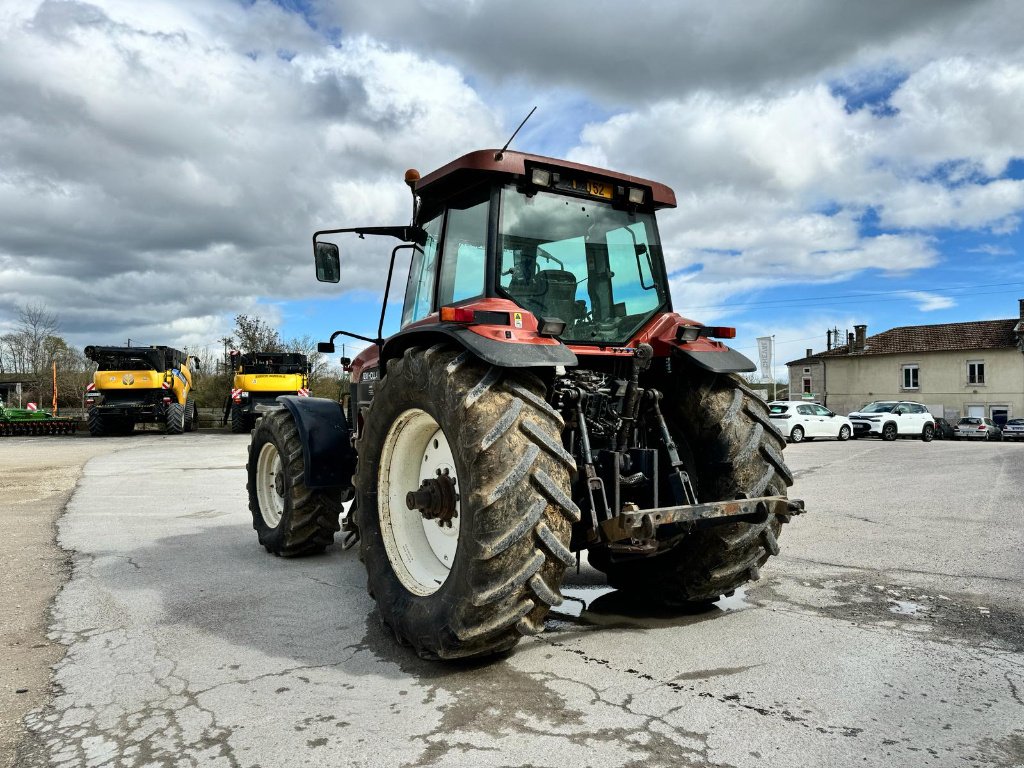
[247, 409, 343, 556]
[355, 345, 579, 660]
[589, 371, 793, 605]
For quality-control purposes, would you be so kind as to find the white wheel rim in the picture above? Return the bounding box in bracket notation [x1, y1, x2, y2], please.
[256, 442, 285, 528]
[379, 408, 460, 596]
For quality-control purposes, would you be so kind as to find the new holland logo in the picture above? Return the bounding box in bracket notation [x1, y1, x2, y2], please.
[122, 373, 135, 385]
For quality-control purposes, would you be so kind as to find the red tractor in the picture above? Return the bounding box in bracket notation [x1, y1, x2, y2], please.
[247, 149, 804, 660]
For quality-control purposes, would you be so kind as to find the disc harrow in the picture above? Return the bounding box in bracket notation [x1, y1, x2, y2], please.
[0, 403, 79, 436]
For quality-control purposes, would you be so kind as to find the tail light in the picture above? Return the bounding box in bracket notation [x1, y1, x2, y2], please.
[163, 397, 172, 404]
[440, 306, 476, 323]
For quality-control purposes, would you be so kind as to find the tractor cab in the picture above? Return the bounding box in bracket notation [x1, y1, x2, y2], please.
[313, 150, 681, 355]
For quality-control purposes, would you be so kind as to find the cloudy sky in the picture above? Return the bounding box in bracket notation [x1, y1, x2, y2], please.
[2, 0, 1023, 376]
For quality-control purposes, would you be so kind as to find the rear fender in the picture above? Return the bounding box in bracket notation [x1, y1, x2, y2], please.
[379, 324, 577, 372]
[277, 395, 356, 490]
[672, 344, 756, 374]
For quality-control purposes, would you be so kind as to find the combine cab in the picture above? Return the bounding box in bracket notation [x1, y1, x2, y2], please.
[0, 401, 78, 436]
[224, 351, 311, 434]
[246, 149, 806, 660]
[84, 346, 199, 436]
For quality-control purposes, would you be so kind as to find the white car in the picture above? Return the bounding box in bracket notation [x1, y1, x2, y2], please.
[848, 400, 935, 441]
[768, 401, 853, 443]
[1002, 418, 1024, 442]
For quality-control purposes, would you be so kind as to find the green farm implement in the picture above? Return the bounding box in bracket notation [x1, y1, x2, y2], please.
[0, 402, 78, 436]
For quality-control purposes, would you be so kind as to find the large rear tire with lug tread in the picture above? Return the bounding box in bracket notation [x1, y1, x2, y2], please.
[230, 403, 248, 434]
[355, 345, 579, 660]
[87, 407, 106, 437]
[247, 409, 343, 555]
[589, 371, 794, 605]
[165, 402, 185, 434]
[184, 395, 197, 432]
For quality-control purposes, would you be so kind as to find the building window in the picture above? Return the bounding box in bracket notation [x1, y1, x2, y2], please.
[967, 360, 985, 385]
[802, 367, 811, 374]
[902, 364, 919, 389]
[802, 376, 812, 394]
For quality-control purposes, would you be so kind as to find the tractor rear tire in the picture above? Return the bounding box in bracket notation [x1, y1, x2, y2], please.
[588, 371, 793, 605]
[247, 408, 343, 555]
[355, 345, 579, 660]
[230, 403, 248, 434]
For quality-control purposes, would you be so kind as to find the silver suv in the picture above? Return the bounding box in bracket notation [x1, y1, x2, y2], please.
[848, 401, 935, 441]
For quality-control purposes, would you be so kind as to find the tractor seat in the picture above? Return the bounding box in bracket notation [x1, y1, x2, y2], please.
[511, 269, 577, 325]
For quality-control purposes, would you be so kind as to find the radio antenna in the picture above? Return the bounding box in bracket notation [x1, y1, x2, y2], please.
[494, 106, 537, 161]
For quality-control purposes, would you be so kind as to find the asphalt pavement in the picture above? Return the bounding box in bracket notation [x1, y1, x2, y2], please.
[11, 433, 1024, 767]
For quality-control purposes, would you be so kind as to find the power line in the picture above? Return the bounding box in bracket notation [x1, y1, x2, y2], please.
[683, 281, 1024, 312]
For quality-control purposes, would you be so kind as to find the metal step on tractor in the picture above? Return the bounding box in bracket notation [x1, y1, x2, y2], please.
[224, 351, 311, 433]
[246, 149, 806, 660]
[0, 400, 78, 436]
[84, 345, 200, 436]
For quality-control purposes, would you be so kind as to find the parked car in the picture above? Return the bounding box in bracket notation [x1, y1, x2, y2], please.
[1002, 418, 1024, 441]
[769, 401, 853, 443]
[847, 400, 935, 441]
[953, 417, 1002, 441]
[931, 417, 955, 439]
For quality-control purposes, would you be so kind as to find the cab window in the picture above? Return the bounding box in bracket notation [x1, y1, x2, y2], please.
[401, 214, 442, 326]
[438, 193, 489, 306]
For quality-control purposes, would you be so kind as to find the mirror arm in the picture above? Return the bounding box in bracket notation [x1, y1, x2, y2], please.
[327, 329, 377, 345]
[379, 244, 419, 344]
[312, 225, 426, 245]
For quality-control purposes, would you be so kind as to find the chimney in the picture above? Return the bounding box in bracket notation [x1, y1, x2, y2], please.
[853, 324, 867, 352]
[806, 348, 813, 358]
[1019, 298, 1023, 319]
[847, 331, 854, 348]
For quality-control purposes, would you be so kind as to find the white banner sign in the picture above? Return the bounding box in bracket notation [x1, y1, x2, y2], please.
[756, 336, 773, 382]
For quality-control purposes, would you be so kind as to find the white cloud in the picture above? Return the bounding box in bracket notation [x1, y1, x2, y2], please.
[0, 1, 502, 349]
[905, 291, 956, 312]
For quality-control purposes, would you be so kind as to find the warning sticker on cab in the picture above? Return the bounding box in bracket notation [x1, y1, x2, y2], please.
[513, 312, 523, 329]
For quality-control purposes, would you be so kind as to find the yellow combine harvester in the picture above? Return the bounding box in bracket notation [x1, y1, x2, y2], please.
[84, 345, 199, 436]
[224, 351, 310, 433]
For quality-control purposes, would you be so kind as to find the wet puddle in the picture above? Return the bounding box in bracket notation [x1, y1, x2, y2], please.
[547, 585, 757, 632]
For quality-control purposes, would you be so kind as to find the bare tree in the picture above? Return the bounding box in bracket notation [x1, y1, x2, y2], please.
[232, 314, 283, 353]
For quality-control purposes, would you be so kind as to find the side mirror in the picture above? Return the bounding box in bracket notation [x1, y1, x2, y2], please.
[317, 341, 335, 353]
[339, 356, 352, 368]
[314, 241, 340, 283]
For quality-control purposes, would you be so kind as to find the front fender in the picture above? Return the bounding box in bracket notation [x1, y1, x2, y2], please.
[277, 395, 356, 490]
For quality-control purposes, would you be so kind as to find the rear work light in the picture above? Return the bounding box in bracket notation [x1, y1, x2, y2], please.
[531, 168, 552, 188]
[627, 187, 645, 205]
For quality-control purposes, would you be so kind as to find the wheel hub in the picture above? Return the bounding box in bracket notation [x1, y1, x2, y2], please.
[406, 470, 459, 527]
[274, 471, 284, 496]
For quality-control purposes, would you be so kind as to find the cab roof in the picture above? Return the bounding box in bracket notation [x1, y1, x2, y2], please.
[414, 149, 677, 210]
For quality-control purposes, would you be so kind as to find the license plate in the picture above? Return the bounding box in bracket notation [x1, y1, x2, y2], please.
[558, 177, 613, 199]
